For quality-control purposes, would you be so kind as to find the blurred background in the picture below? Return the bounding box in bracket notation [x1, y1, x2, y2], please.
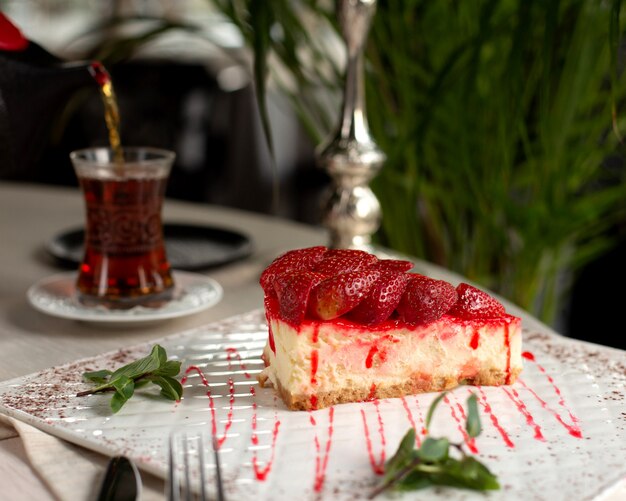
[0, 0, 325, 219]
[1, 0, 625, 350]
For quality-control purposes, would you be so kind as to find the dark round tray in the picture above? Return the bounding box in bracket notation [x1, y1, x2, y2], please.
[46, 222, 253, 271]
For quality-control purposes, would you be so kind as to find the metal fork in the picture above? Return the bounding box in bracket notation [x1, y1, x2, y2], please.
[167, 430, 226, 501]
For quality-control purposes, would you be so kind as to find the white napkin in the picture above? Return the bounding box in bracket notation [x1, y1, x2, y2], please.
[0, 415, 164, 500]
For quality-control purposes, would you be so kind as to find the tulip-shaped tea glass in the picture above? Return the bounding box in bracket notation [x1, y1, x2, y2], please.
[70, 147, 175, 308]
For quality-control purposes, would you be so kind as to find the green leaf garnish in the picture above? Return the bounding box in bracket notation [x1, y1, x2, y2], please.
[148, 375, 184, 401]
[82, 369, 112, 385]
[418, 437, 450, 463]
[154, 360, 183, 377]
[465, 393, 482, 438]
[77, 344, 183, 413]
[383, 427, 416, 482]
[109, 345, 163, 380]
[110, 389, 128, 414]
[370, 392, 499, 498]
[425, 391, 448, 429]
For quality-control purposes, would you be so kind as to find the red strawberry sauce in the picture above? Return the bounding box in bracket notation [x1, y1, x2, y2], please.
[364, 335, 399, 369]
[360, 400, 386, 475]
[180, 349, 283, 482]
[365, 345, 379, 369]
[181, 365, 235, 449]
[470, 329, 480, 349]
[309, 407, 335, 492]
[503, 386, 546, 441]
[310, 350, 319, 385]
[176, 344, 584, 492]
[401, 396, 427, 446]
[444, 394, 479, 453]
[504, 324, 512, 384]
[520, 351, 582, 438]
[250, 387, 281, 481]
[475, 387, 515, 448]
[310, 325, 321, 406]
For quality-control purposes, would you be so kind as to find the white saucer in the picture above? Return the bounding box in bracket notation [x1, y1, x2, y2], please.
[26, 271, 223, 324]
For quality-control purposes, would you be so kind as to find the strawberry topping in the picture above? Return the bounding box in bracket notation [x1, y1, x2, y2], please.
[448, 283, 506, 319]
[313, 249, 378, 275]
[273, 271, 325, 325]
[309, 270, 381, 320]
[396, 274, 457, 325]
[369, 259, 414, 272]
[263, 296, 277, 353]
[348, 271, 409, 325]
[260, 247, 509, 326]
[260, 246, 327, 295]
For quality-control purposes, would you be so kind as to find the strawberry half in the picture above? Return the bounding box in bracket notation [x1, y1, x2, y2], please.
[369, 259, 414, 272]
[348, 271, 409, 325]
[260, 246, 327, 295]
[396, 274, 457, 325]
[309, 270, 381, 320]
[447, 283, 506, 319]
[273, 271, 326, 325]
[313, 249, 378, 275]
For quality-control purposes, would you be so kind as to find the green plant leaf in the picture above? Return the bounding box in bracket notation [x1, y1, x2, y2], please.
[156, 344, 167, 365]
[110, 345, 162, 380]
[248, 0, 278, 212]
[154, 360, 182, 377]
[383, 428, 416, 480]
[207, 0, 626, 328]
[425, 392, 447, 430]
[67, 1, 626, 327]
[432, 456, 500, 491]
[149, 375, 183, 401]
[82, 369, 112, 385]
[77, 344, 183, 413]
[417, 437, 449, 463]
[109, 376, 134, 413]
[393, 470, 433, 491]
[372, 390, 498, 497]
[465, 394, 481, 438]
[110, 391, 128, 414]
[112, 375, 135, 400]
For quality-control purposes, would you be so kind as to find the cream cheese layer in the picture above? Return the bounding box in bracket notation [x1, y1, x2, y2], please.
[260, 314, 522, 395]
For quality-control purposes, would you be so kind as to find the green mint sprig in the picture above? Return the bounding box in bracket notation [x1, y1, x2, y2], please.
[369, 392, 499, 498]
[76, 344, 183, 413]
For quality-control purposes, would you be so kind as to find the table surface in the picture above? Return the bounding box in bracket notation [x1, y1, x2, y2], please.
[0, 181, 327, 500]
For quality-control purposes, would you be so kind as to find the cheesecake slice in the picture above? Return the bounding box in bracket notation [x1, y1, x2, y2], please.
[258, 247, 522, 411]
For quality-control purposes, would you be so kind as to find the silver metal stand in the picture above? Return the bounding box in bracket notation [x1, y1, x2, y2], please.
[316, 0, 385, 250]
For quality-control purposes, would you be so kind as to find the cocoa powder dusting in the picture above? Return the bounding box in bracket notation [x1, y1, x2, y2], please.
[0, 346, 152, 418]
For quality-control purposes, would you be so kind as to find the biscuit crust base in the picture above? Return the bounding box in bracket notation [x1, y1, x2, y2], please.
[258, 367, 522, 411]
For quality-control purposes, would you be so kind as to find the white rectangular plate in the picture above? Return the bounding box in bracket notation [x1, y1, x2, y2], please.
[0, 310, 624, 500]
